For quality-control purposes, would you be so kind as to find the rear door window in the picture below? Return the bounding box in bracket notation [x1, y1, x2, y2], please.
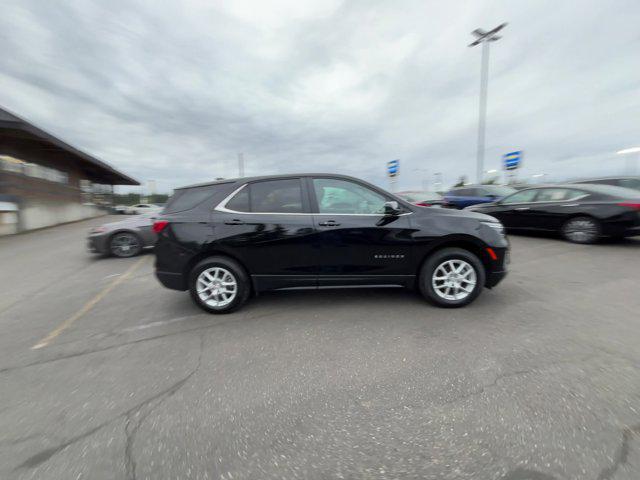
[535, 188, 571, 202]
[250, 179, 304, 213]
[164, 184, 226, 213]
[225, 187, 250, 212]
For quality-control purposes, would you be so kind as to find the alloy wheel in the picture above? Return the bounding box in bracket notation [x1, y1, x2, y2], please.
[196, 267, 238, 308]
[432, 259, 477, 301]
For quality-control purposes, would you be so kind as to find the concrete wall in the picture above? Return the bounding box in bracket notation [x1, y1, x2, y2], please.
[0, 210, 18, 235]
[18, 202, 104, 232]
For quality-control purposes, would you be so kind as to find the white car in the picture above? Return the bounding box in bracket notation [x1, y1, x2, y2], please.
[125, 204, 162, 215]
[113, 205, 129, 214]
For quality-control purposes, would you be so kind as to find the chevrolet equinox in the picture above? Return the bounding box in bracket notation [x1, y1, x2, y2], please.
[153, 174, 508, 313]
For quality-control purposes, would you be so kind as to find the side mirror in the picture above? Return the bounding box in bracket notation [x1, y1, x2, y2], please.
[383, 201, 401, 216]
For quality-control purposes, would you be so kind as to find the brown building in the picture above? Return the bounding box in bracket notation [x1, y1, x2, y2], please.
[0, 106, 138, 234]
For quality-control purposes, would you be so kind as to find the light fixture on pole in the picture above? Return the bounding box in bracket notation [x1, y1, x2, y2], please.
[469, 23, 507, 184]
[617, 147, 640, 175]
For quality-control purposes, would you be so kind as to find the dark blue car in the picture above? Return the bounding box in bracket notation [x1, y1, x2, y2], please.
[444, 185, 516, 209]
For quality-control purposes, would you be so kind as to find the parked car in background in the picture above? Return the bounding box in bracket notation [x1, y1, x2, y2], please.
[395, 190, 446, 207]
[153, 174, 509, 313]
[112, 204, 129, 214]
[571, 176, 640, 192]
[87, 213, 158, 257]
[125, 203, 162, 215]
[466, 184, 640, 244]
[444, 185, 516, 209]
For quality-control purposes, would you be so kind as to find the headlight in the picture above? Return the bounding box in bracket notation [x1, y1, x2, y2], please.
[481, 221, 504, 235]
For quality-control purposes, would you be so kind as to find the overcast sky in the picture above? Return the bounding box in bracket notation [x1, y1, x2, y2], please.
[1, 0, 639, 193]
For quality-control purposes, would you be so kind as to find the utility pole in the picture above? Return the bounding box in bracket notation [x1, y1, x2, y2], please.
[469, 23, 506, 183]
[237, 152, 245, 177]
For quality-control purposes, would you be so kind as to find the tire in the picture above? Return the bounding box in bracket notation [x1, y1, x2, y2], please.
[561, 216, 600, 244]
[109, 232, 143, 258]
[418, 248, 486, 308]
[189, 257, 250, 314]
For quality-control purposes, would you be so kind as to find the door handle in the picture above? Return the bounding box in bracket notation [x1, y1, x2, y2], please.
[514, 207, 530, 211]
[224, 219, 245, 225]
[318, 220, 341, 227]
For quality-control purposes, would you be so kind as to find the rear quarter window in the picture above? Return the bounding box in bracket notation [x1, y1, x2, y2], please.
[163, 184, 227, 213]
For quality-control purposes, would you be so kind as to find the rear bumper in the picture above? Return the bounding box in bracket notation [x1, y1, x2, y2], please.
[156, 270, 188, 291]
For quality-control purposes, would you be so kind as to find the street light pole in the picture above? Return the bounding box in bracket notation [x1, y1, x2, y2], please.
[469, 23, 507, 183]
[476, 41, 489, 185]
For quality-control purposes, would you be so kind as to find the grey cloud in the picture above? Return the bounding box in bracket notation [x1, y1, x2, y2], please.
[1, 0, 639, 193]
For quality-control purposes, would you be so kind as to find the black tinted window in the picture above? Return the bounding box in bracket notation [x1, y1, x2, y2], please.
[164, 184, 225, 213]
[619, 178, 640, 190]
[226, 187, 249, 212]
[250, 179, 304, 213]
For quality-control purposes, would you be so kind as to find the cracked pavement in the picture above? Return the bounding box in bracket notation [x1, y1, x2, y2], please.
[0, 217, 639, 479]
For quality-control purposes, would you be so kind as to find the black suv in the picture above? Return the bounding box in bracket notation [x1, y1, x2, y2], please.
[154, 174, 508, 313]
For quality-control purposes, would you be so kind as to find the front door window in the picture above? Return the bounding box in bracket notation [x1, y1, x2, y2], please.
[313, 178, 388, 214]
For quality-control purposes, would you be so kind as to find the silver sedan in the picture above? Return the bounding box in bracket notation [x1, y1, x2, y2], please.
[87, 213, 158, 257]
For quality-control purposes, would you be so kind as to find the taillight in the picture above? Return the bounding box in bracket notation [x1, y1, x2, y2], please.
[416, 202, 432, 207]
[618, 202, 640, 211]
[152, 220, 169, 233]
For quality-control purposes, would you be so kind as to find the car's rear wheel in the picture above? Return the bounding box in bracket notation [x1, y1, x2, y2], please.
[189, 257, 250, 314]
[561, 216, 600, 244]
[110, 232, 142, 257]
[419, 248, 485, 308]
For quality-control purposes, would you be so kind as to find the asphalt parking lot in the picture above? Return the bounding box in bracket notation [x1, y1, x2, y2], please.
[1, 216, 639, 480]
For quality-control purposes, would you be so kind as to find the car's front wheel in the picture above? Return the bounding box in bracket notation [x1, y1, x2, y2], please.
[419, 248, 486, 308]
[189, 257, 250, 314]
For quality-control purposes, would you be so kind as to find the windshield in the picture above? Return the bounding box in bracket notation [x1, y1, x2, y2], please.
[484, 185, 517, 196]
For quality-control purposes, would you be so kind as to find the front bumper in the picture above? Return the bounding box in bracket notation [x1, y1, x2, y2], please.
[486, 268, 508, 288]
[87, 235, 109, 254]
[484, 245, 509, 288]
